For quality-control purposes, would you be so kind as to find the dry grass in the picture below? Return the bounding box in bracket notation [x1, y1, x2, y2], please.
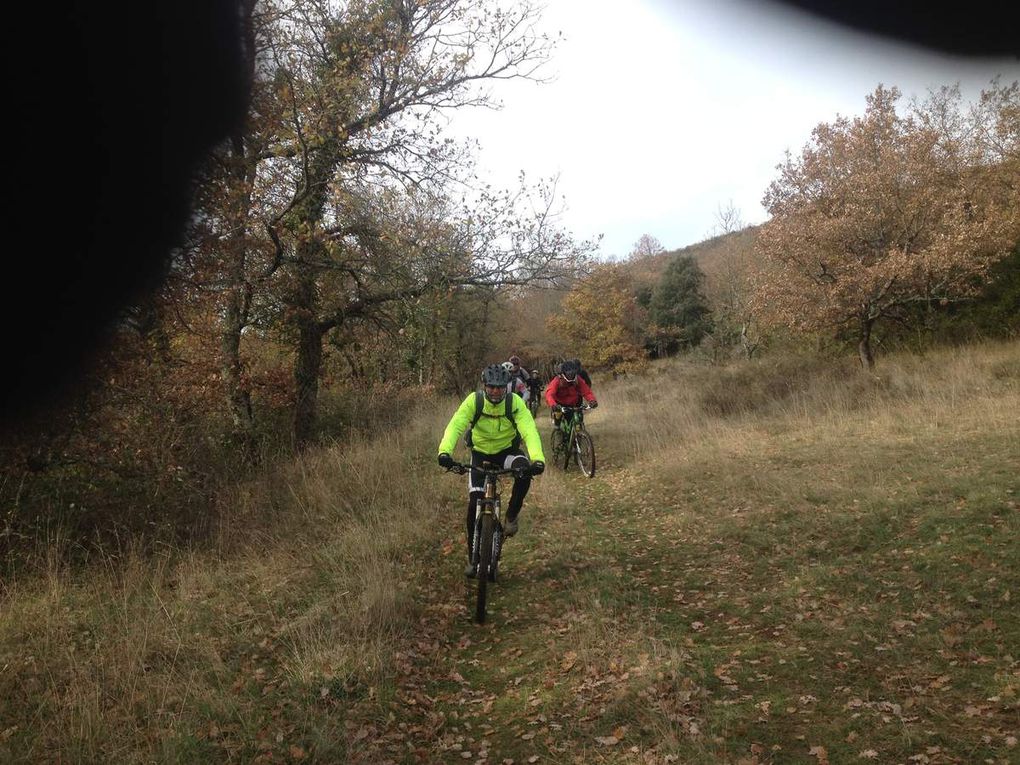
[599, 340, 1020, 468]
[1, 341, 1017, 763]
[0, 406, 458, 762]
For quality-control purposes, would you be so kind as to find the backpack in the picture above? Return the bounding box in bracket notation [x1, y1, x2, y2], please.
[465, 390, 520, 451]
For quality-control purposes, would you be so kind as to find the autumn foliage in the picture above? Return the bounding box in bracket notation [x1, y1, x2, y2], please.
[753, 83, 1020, 368]
[549, 265, 648, 374]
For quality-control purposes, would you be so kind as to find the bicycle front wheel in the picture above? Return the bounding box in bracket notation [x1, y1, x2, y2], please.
[475, 512, 495, 623]
[574, 429, 596, 478]
[562, 432, 574, 471]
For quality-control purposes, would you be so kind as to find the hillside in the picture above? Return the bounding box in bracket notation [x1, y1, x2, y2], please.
[2, 342, 1018, 763]
[624, 226, 761, 290]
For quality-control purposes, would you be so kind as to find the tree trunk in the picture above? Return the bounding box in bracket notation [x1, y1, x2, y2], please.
[285, 139, 339, 448]
[292, 268, 324, 449]
[858, 316, 876, 370]
[220, 129, 258, 460]
[740, 320, 757, 360]
[222, 284, 257, 456]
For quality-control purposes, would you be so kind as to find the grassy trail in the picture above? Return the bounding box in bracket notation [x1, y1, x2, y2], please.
[345, 384, 1020, 764]
[2, 345, 1018, 763]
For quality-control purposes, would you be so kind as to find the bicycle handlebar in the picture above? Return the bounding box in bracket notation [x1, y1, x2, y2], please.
[444, 461, 528, 477]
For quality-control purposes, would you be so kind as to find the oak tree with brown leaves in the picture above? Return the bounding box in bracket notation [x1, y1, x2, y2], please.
[549, 265, 648, 374]
[754, 82, 1019, 369]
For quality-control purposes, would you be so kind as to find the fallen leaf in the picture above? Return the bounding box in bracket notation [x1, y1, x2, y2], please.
[809, 745, 829, 765]
[859, 751, 878, 760]
[595, 735, 620, 746]
[560, 651, 577, 672]
[289, 745, 307, 760]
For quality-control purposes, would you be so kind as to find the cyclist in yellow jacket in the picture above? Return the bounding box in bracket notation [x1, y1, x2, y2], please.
[438, 363, 546, 577]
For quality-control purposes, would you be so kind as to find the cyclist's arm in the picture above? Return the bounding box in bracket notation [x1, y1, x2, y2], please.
[512, 395, 546, 463]
[544, 376, 560, 407]
[438, 393, 476, 455]
[578, 377, 597, 404]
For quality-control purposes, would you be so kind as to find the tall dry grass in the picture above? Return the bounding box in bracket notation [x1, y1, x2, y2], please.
[597, 340, 1020, 471]
[2, 341, 1017, 761]
[0, 401, 462, 762]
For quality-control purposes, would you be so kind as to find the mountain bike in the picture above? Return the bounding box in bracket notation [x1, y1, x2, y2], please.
[552, 405, 596, 478]
[444, 460, 528, 623]
[526, 375, 542, 417]
[526, 391, 540, 417]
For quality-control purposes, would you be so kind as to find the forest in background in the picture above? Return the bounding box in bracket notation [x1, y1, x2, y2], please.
[0, 0, 1017, 572]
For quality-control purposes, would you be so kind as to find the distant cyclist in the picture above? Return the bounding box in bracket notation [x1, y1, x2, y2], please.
[438, 364, 546, 577]
[501, 360, 529, 403]
[526, 369, 543, 407]
[506, 355, 531, 401]
[545, 359, 598, 435]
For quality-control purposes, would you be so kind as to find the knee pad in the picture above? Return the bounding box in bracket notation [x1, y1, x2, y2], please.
[506, 454, 529, 471]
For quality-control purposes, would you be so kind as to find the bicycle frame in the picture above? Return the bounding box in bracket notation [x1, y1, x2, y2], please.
[445, 460, 524, 622]
[553, 405, 595, 477]
[556, 405, 588, 447]
[473, 468, 503, 572]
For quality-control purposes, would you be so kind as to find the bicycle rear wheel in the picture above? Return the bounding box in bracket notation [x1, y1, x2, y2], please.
[574, 429, 596, 478]
[475, 513, 495, 623]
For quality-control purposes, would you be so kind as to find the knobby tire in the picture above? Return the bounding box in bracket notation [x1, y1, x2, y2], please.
[475, 512, 495, 623]
[574, 428, 596, 478]
[562, 430, 574, 472]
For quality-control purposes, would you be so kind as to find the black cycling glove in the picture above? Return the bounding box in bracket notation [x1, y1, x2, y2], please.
[530, 460, 545, 476]
[438, 453, 454, 469]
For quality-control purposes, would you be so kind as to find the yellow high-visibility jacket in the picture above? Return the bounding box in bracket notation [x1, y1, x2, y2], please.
[438, 392, 545, 462]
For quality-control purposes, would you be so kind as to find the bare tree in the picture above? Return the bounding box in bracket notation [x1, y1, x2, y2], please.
[629, 234, 665, 260]
[712, 199, 745, 235]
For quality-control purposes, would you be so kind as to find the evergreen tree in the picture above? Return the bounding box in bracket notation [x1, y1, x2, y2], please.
[649, 255, 713, 349]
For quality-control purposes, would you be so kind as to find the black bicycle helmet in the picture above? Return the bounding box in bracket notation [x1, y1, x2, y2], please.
[481, 363, 511, 402]
[560, 359, 580, 381]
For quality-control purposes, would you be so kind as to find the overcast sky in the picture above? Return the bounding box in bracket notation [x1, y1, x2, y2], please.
[444, 0, 1020, 260]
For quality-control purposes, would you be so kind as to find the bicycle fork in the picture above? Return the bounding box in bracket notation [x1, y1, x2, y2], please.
[471, 491, 503, 572]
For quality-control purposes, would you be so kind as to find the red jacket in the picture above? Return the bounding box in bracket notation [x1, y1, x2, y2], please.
[545, 375, 596, 408]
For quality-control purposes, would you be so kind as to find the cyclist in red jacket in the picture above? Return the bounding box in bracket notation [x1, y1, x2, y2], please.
[544, 359, 597, 441]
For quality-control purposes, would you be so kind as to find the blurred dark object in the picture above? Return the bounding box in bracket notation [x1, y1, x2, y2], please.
[4, 2, 251, 427]
[774, 0, 1020, 57]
